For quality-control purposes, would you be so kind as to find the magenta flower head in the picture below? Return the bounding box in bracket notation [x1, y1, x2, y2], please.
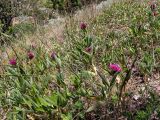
[9, 58, 17, 66]
[109, 63, 122, 72]
[51, 51, 57, 60]
[153, 11, 158, 16]
[27, 51, 34, 60]
[80, 22, 87, 30]
[149, 0, 157, 12]
[150, 3, 156, 11]
[85, 46, 92, 53]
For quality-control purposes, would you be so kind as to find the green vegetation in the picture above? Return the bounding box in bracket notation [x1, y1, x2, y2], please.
[47, 0, 104, 12]
[0, 0, 160, 119]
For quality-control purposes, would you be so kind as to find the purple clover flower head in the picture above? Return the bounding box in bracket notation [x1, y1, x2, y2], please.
[109, 63, 122, 72]
[153, 11, 158, 16]
[51, 52, 57, 60]
[85, 46, 92, 53]
[80, 22, 87, 30]
[27, 51, 34, 60]
[150, 4, 156, 11]
[9, 58, 17, 66]
[150, 2, 157, 11]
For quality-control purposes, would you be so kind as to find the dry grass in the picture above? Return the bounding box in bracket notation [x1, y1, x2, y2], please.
[0, 0, 160, 119]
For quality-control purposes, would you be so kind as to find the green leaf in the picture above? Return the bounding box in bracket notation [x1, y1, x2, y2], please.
[46, 93, 58, 107]
[22, 98, 32, 108]
[7, 67, 18, 75]
[155, 48, 160, 53]
[38, 97, 51, 106]
[74, 101, 83, 109]
[80, 70, 95, 79]
[61, 113, 72, 120]
[57, 92, 67, 107]
[55, 57, 62, 67]
[97, 70, 109, 87]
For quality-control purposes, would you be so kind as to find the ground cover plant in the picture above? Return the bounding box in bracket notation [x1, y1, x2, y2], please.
[0, 0, 160, 119]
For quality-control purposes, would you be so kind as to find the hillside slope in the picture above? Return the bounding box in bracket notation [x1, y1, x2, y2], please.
[0, 0, 160, 119]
